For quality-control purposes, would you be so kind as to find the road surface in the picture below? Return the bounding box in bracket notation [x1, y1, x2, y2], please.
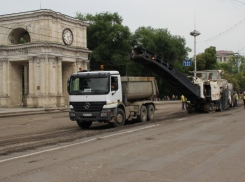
[0, 100, 244, 182]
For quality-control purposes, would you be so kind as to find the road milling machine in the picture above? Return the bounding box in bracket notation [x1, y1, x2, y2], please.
[130, 47, 233, 113]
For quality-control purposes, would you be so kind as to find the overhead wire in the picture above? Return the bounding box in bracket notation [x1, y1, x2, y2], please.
[202, 17, 245, 43]
[232, 0, 245, 4]
[207, 0, 245, 43]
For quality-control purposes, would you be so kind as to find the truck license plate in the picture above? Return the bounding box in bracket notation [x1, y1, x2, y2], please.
[83, 113, 92, 116]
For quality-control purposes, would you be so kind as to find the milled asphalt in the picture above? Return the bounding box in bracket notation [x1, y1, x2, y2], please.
[0, 107, 69, 118]
[0, 100, 180, 118]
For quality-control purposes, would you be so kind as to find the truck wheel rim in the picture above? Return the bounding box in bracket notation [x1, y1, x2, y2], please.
[117, 114, 123, 123]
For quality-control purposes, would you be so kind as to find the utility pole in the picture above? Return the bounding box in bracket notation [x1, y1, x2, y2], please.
[190, 11, 200, 77]
[234, 53, 241, 73]
[190, 30, 201, 77]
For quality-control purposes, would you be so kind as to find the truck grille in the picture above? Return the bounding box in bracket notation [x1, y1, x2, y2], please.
[70, 102, 106, 112]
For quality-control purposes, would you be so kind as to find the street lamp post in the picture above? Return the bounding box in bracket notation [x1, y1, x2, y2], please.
[236, 53, 241, 73]
[190, 30, 201, 77]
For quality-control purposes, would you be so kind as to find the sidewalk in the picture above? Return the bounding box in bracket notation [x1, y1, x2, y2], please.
[0, 107, 69, 118]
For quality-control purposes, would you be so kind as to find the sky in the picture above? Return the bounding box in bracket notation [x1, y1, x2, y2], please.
[1, 0, 245, 58]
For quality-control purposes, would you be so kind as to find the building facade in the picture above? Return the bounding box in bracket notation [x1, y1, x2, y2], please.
[216, 50, 234, 63]
[0, 9, 91, 108]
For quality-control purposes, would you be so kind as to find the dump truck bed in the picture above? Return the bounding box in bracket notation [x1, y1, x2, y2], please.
[121, 76, 159, 101]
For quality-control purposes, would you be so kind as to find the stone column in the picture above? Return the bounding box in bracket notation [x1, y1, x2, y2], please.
[57, 57, 63, 96]
[83, 60, 90, 70]
[83, 26, 87, 48]
[57, 57, 65, 107]
[48, 55, 56, 95]
[0, 60, 3, 97]
[2, 58, 8, 97]
[0, 59, 9, 107]
[38, 55, 46, 96]
[27, 57, 35, 107]
[76, 58, 83, 71]
[28, 57, 34, 96]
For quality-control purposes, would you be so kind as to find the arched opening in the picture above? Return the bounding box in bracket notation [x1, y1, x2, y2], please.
[8, 28, 31, 44]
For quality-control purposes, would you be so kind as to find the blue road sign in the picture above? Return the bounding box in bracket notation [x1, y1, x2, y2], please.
[183, 60, 192, 66]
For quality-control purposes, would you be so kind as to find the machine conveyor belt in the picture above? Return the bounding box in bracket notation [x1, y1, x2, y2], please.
[130, 47, 203, 101]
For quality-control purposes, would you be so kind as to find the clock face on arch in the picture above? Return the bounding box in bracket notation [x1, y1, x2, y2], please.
[62, 28, 73, 45]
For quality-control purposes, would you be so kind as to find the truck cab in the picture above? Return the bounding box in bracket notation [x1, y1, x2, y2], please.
[68, 70, 124, 128]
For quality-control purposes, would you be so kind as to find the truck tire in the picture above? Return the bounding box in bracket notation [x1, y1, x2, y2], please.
[111, 108, 125, 127]
[137, 105, 147, 123]
[219, 102, 223, 112]
[76, 121, 92, 129]
[146, 104, 154, 121]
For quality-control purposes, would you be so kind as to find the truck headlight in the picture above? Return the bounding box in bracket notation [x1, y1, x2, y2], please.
[101, 112, 108, 117]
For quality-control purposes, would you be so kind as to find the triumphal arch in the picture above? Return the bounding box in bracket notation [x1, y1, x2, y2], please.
[0, 9, 91, 108]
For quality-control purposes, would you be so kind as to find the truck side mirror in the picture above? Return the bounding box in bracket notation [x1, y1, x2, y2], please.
[111, 90, 116, 95]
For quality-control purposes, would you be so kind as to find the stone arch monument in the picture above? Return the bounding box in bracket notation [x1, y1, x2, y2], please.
[0, 9, 91, 108]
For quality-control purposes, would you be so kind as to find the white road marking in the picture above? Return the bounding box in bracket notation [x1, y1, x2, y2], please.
[177, 118, 187, 121]
[0, 124, 159, 163]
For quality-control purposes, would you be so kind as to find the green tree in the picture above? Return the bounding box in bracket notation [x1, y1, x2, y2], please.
[130, 26, 191, 98]
[196, 46, 217, 71]
[217, 62, 233, 73]
[75, 13, 192, 98]
[218, 55, 245, 92]
[76, 12, 131, 75]
[225, 55, 245, 74]
[131, 27, 190, 64]
[196, 54, 206, 70]
[224, 72, 245, 92]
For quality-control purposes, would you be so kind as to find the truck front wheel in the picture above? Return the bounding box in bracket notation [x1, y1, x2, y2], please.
[137, 105, 147, 123]
[146, 104, 154, 121]
[111, 108, 125, 127]
[76, 121, 92, 129]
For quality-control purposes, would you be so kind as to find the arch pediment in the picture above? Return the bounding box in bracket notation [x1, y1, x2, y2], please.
[0, 9, 90, 48]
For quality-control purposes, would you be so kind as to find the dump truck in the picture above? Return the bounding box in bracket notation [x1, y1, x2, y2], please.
[68, 70, 159, 129]
[130, 47, 233, 113]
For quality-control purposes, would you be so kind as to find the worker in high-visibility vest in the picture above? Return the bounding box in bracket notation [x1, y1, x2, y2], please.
[234, 92, 239, 108]
[181, 95, 185, 109]
[243, 91, 245, 109]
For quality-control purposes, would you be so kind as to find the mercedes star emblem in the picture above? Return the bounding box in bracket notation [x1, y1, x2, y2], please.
[84, 102, 90, 109]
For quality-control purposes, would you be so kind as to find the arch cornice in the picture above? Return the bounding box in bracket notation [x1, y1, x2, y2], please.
[0, 42, 92, 53]
[0, 42, 92, 61]
[0, 9, 89, 27]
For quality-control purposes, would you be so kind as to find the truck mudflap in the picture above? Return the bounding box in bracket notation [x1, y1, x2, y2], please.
[69, 109, 114, 122]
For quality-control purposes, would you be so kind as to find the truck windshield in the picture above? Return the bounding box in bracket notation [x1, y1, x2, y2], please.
[69, 77, 109, 95]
